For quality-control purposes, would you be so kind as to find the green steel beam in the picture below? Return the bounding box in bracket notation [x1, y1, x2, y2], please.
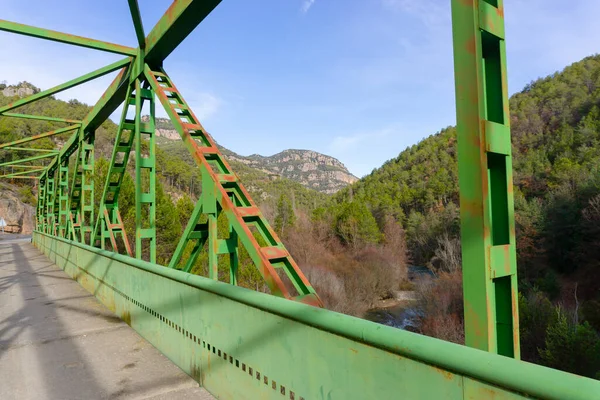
[92, 82, 136, 255]
[144, 0, 222, 67]
[146, 66, 322, 306]
[134, 78, 157, 262]
[81, 63, 132, 132]
[0, 58, 131, 114]
[3, 175, 39, 179]
[4, 147, 59, 153]
[0, 125, 79, 149]
[1, 113, 82, 124]
[127, 0, 146, 49]
[451, 0, 519, 357]
[6, 164, 46, 169]
[45, 64, 132, 178]
[34, 231, 600, 400]
[0, 19, 136, 56]
[0, 167, 46, 178]
[0, 152, 56, 167]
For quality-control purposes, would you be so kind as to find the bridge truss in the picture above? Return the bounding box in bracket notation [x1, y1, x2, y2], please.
[0, 1, 598, 399]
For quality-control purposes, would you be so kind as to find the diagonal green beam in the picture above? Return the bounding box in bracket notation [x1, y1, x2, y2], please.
[1, 175, 40, 179]
[1, 113, 81, 124]
[0, 20, 136, 56]
[0, 125, 79, 149]
[144, 0, 222, 66]
[0, 153, 57, 167]
[8, 164, 47, 169]
[127, 0, 146, 49]
[0, 167, 47, 178]
[4, 147, 59, 153]
[0, 57, 131, 115]
[81, 63, 132, 131]
[46, 64, 132, 176]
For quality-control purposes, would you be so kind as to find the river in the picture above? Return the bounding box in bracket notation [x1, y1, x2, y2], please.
[364, 265, 433, 331]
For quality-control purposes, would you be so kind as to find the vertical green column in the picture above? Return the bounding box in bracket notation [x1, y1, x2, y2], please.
[37, 174, 46, 231]
[80, 132, 95, 244]
[134, 78, 156, 263]
[451, 0, 519, 357]
[45, 172, 55, 234]
[57, 161, 69, 237]
[229, 221, 239, 285]
[203, 165, 218, 280]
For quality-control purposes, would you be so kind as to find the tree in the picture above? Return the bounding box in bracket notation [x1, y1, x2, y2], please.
[155, 181, 181, 265]
[334, 201, 381, 251]
[274, 193, 296, 237]
[540, 306, 600, 378]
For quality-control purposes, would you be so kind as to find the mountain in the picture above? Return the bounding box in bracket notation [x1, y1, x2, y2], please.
[0, 182, 35, 234]
[334, 54, 600, 298]
[152, 117, 357, 194]
[0, 84, 330, 216]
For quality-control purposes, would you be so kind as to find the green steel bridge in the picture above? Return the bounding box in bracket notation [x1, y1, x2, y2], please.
[0, 1, 599, 398]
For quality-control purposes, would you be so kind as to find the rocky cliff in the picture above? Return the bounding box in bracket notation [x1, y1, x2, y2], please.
[152, 117, 358, 194]
[0, 183, 35, 234]
[1, 81, 37, 98]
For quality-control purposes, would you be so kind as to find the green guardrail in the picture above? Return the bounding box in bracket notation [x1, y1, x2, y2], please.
[33, 231, 600, 400]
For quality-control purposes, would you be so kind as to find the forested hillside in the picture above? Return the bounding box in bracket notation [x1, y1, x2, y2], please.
[330, 55, 600, 378]
[3, 53, 600, 379]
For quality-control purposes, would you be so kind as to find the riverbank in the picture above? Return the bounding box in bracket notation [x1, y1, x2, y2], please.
[365, 290, 421, 332]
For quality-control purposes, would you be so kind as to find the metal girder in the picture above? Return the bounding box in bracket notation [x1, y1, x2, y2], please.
[1, 113, 82, 124]
[146, 66, 322, 307]
[0, 19, 136, 56]
[0, 153, 56, 167]
[127, 0, 146, 49]
[134, 79, 157, 262]
[81, 63, 132, 132]
[451, 0, 519, 357]
[34, 231, 600, 400]
[144, 0, 222, 67]
[43, 64, 132, 180]
[4, 147, 58, 153]
[6, 164, 46, 169]
[0, 58, 131, 115]
[0, 167, 46, 178]
[0, 125, 79, 149]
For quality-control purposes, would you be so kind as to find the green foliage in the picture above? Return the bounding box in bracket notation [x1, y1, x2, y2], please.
[333, 201, 381, 249]
[518, 291, 556, 363]
[155, 181, 182, 265]
[17, 186, 36, 206]
[274, 193, 296, 236]
[540, 308, 600, 379]
[582, 300, 600, 332]
[175, 195, 195, 229]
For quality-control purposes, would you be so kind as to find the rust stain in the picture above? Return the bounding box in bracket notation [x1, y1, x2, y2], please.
[121, 310, 132, 325]
[433, 366, 454, 381]
[496, 6, 504, 18]
[478, 386, 498, 399]
[465, 36, 477, 56]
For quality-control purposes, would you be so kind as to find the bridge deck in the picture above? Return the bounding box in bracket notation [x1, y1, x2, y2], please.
[0, 236, 213, 400]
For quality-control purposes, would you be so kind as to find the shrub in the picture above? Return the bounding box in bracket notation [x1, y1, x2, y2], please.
[540, 307, 600, 378]
[415, 270, 464, 344]
[518, 290, 555, 363]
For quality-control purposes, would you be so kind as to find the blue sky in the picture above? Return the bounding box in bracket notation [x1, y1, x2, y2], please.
[1, 1, 600, 177]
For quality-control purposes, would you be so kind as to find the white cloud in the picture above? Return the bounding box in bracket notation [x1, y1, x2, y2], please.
[381, 0, 449, 28]
[301, 0, 316, 14]
[0, 32, 124, 108]
[329, 127, 393, 153]
[189, 93, 223, 121]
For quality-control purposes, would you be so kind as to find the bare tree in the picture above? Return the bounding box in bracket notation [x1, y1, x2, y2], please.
[430, 233, 462, 274]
